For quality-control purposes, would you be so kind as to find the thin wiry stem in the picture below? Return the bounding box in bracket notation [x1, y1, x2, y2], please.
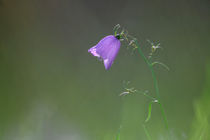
[117, 26, 170, 139]
[143, 124, 152, 140]
[134, 40, 169, 130]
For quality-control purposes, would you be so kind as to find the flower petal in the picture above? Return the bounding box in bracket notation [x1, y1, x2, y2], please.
[88, 35, 121, 70]
[88, 46, 100, 58]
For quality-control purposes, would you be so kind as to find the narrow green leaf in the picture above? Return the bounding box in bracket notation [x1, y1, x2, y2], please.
[145, 101, 153, 123]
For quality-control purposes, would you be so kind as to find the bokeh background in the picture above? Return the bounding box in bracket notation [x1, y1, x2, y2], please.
[0, 0, 210, 140]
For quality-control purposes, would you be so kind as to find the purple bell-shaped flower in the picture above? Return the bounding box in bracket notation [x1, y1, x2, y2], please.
[88, 35, 121, 70]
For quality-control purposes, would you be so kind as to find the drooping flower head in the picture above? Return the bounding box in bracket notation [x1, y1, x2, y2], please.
[88, 35, 121, 70]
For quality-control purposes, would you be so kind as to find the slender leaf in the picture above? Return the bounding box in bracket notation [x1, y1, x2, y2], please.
[145, 101, 153, 123]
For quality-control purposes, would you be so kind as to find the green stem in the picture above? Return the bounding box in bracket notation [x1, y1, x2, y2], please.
[136, 90, 156, 100]
[134, 41, 169, 130]
[143, 124, 152, 140]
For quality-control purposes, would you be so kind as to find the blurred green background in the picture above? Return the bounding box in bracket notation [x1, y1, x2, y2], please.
[0, 0, 210, 139]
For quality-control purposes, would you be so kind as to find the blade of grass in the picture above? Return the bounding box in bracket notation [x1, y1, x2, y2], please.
[145, 101, 153, 123]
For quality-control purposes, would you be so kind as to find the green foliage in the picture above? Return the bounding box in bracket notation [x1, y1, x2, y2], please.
[145, 101, 153, 123]
[190, 63, 210, 140]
